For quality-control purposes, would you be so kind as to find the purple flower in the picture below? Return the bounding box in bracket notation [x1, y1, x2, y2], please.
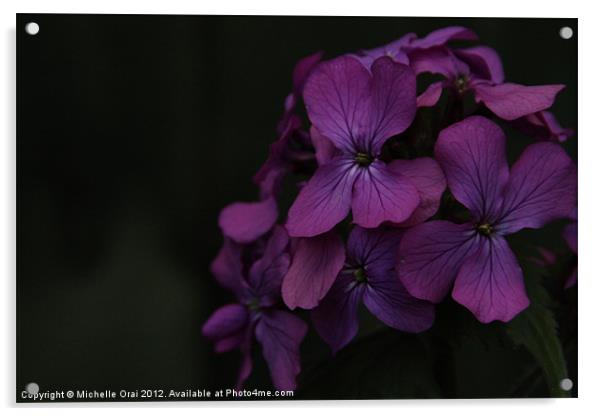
[408, 40, 564, 120]
[221, 53, 324, 244]
[281, 230, 347, 310]
[285, 55, 421, 237]
[202, 226, 307, 390]
[281, 51, 324, 131]
[398, 116, 576, 323]
[311, 226, 435, 352]
[219, 197, 279, 244]
[281, 156, 445, 311]
[352, 32, 417, 68]
[405, 26, 479, 50]
[257, 51, 324, 189]
[512, 111, 574, 143]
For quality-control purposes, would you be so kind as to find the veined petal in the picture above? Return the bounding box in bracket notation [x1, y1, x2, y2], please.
[218, 197, 279, 244]
[454, 46, 505, 84]
[255, 310, 308, 390]
[363, 275, 435, 333]
[303, 56, 372, 153]
[435, 116, 509, 221]
[496, 142, 577, 234]
[347, 227, 436, 333]
[365, 57, 417, 151]
[286, 156, 358, 237]
[202, 303, 249, 343]
[473, 82, 565, 121]
[311, 273, 365, 353]
[303, 56, 417, 156]
[388, 158, 446, 227]
[351, 160, 420, 229]
[347, 226, 402, 274]
[248, 226, 290, 302]
[281, 230, 346, 310]
[398, 221, 480, 302]
[452, 236, 529, 323]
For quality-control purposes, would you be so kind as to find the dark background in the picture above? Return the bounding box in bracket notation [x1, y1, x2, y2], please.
[17, 14, 577, 401]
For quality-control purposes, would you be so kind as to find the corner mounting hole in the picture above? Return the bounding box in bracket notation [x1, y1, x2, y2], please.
[559, 378, 573, 391]
[25, 22, 39, 35]
[559, 26, 573, 40]
[26, 382, 39, 395]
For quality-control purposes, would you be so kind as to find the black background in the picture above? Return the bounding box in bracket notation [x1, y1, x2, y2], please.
[17, 14, 577, 401]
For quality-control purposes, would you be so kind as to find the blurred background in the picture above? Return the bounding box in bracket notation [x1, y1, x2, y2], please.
[17, 14, 576, 400]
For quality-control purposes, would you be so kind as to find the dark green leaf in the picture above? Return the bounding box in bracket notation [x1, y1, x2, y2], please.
[296, 328, 440, 400]
[506, 263, 569, 397]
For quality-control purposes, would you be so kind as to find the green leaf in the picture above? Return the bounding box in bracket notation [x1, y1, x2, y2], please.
[506, 264, 569, 397]
[296, 328, 441, 399]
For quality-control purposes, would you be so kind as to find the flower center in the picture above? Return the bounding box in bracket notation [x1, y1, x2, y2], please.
[353, 267, 368, 283]
[454, 75, 469, 94]
[477, 223, 494, 236]
[354, 152, 373, 167]
[247, 298, 261, 311]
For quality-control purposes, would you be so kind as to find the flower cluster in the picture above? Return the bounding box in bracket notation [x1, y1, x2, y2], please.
[202, 26, 577, 390]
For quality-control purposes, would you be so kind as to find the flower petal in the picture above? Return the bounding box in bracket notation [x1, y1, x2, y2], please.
[254, 114, 302, 196]
[303, 56, 416, 155]
[408, 47, 466, 78]
[452, 236, 529, 323]
[353, 33, 416, 68]
[351, 160, 420, 228]
[202, 303, 249, 342]
[235, 325, 255, 389]
[388, 158, 446, 227]
[218, 197, 279, 244]
[347, 227, 436, 333]
[347, 226, 398, 267]
[406, 26, 478, 50]
[311, 273, 365, 353]
[210, 239, 246, 296]
[417, 81, 444, 107]
[310, 125, 338, 166]
[473, 82, 565, 121]
[281, 230, 346, 309]
[564, 222, 577, 254]
[248, 226, 290, 302]
[364, 57, 417, 151]
[496, 142, 577, 234]
[454, 46, 505, 84]
[292, 51, 324, 97]
[512, 111, 574, 143]
[564, 268, 577, 289]
[398, 221, 480, 302]
[435, 116, 509, 221]
[363, 276, 435, 333]
[303, 56, 371, 153]
[255, 310, 308, 390]
[286, 156, 358, 237]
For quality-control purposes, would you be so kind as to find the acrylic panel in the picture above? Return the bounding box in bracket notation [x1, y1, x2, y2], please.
[16, 14, 577, 402]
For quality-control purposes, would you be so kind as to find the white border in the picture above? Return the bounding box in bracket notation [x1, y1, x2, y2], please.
[2, 0, 600, 414]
